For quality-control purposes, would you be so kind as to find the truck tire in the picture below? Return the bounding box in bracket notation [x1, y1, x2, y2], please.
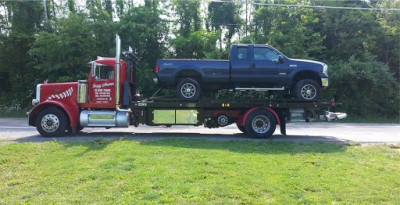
[35, 108, 69, 137]
[245, 109, 276, 138]
[293, 79, 321, 101]
[176, 78, 201, 101]
[236, 122, 246, 133]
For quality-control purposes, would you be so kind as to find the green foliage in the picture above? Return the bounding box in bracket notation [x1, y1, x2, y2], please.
[251, 2, 325, 59]
[119, 5, 167, 68]
[29, 14, 95, 83]
[172, 0, 201, 37]
[375, 0, 400, 81]
[327, 53, 399, 117]
[171, 29, 221, 59]
[208, 1, 242, 41]
[321, 3, 382, 61]
[118, 5, 168, 95]
[0, 1, 43, 107]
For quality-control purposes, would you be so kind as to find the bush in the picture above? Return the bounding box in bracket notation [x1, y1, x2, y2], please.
[327, 53, 399, 118]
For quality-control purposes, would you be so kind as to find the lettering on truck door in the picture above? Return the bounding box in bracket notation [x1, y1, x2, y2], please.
[89, 63, 116, 105]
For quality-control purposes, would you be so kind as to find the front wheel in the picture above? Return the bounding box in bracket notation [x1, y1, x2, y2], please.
[35, 108, 69, 137]
[293, 79, 321, 101]
[176, 78, 201, 101]
[245, 109, 276, 138]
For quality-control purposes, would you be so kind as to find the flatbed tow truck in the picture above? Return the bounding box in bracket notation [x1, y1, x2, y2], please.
[28, 35, 346, 138]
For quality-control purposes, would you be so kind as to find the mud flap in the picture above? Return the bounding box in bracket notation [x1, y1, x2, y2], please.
[279, 111, 286, 135]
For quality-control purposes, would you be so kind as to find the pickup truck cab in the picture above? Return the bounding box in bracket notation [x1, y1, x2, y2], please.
[155, 44, 328, 101]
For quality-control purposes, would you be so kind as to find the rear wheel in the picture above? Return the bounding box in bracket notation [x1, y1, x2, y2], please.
[35, 108, 69, 137]
[293, 79, 321, 101]
[176, 78, 201, 101]
[245, 109, 276, 138]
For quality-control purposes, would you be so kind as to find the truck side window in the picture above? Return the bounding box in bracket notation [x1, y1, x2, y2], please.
[254, 47, 279, 62]
[93, 65, 114, 80]
[237, 47, 248, 60]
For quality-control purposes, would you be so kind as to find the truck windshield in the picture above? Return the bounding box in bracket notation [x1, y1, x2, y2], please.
[93, 64, 114, 80]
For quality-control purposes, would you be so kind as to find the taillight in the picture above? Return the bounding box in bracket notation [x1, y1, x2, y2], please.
[155, 64, 159, 73]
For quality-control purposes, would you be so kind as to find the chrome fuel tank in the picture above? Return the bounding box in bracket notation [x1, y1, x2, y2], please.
[80, 110, 129, 127]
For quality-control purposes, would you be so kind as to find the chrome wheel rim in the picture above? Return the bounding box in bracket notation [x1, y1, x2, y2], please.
[181, 83, 196, 98]
[300, 84, 316, 100]
[251, 115, 270, 134]
[41, 114, 60, 132]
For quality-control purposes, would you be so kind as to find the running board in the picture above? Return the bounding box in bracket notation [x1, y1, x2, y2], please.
[235, 87, 285, 92]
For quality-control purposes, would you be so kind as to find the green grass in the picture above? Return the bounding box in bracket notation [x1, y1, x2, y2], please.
[1, 139, 400, 204]
[0, 110, 29, 118]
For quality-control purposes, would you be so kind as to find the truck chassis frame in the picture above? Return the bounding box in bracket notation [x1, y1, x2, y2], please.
[128, 98, 340, 138]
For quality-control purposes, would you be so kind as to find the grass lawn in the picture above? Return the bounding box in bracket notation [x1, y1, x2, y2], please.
[1, 139, 400, 204]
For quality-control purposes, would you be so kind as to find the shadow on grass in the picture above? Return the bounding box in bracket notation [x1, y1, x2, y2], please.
[63, 138, 115, 157]
[139, 138, 348, 155]
[10, 134, 116, 157]
[13, 132, 349, 155]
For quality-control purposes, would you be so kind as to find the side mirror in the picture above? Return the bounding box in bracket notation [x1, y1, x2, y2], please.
[278, 55, 285, 63]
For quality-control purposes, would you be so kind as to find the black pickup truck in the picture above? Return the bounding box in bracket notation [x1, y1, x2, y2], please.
[154, 44, 328, 101]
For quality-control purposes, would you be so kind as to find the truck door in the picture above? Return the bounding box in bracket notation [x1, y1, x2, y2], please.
[250, 46, 290, 87]
[230, 46, 251, 86]
[88, 63, 116, 107]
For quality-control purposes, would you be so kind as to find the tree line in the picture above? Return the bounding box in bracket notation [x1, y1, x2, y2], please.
[0, 0, 399, 118]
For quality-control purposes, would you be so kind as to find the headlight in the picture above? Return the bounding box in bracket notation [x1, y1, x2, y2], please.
[33, 84, 41, 106]
[322, 64, 328, 74]
[32, 99, 39, 106]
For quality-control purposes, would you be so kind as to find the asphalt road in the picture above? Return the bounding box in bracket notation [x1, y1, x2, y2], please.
[0, 118, 399, 144]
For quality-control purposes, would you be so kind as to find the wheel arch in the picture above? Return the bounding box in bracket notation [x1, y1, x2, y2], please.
[175, 69, 203, 85]
[28, 101, 74, 127]
[238, 107, 280, 127]
[292, 70, 321, 87]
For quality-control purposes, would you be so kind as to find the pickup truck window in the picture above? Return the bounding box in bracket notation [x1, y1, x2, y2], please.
[237, 47, 248, 60]
[254, 47, 279, 62]
[93, 64, 114, 80]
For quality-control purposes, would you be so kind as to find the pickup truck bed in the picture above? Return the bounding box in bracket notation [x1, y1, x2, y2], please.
[157, 59, 230, 88]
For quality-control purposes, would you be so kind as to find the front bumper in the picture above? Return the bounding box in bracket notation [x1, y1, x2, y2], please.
[321, 78, 329, 88]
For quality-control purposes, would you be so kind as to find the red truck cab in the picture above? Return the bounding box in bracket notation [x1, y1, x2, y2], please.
[28, 36, 138, 136]
[80, 58, 127, 109]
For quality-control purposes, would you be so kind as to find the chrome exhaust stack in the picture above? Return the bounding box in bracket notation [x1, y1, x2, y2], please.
[115, 34, 131, 113]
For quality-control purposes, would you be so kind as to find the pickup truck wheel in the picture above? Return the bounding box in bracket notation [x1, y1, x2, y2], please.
[35, 108, 69, 137]
[294, 79, 321, 101]
[245, 109, 276, 138]
[176, 78, 201, 101]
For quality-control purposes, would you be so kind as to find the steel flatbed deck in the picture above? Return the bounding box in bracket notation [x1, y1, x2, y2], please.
[132, 98, 334, 109]
[129, 97, 340, 137]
